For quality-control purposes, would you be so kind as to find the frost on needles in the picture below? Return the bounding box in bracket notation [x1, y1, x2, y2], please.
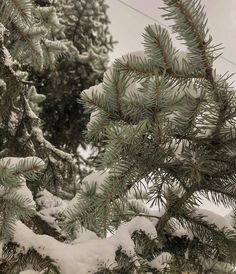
[1, 0, 236, 274]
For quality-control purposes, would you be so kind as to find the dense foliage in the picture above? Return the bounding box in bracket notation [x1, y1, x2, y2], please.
[79, 0, 236, 272]
[1, 0, 236, 273]
[34, 0, 114, 154]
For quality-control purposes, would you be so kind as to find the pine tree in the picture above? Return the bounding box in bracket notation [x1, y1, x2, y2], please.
[76, 0, 236, 272]
[0, 157, 58, 273]
[2, 0, 236, 273]
[1, 0, 66, 71]
[0, 0, 117, 273]
[33, 0, 114, 155]
[0, 0, 75, 193]
[0, 2, 76, 271]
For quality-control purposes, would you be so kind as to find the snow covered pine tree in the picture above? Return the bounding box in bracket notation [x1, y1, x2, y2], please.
[28, 0, 114, 188]
[78, 0, 236, 273]
[0, 0, 75, 272]
[34, 0, 114, 155]
[1, 0, 236, 273]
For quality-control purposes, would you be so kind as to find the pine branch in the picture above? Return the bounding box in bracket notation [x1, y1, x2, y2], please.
[162, 0, 213, 73]
[21, 91, 74, 165]
[143, 24, 177, 71]
[0, 0, 33, 25]
[114, 54, 156, 81]
[155, 184, 197, 234]
[1, 242, 60, 273]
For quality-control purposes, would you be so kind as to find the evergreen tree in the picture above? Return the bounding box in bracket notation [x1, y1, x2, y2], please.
[0, 0, 116, 273]
[77, 0, 236, 272]
[0, 0, 76, 193]
[1, 0, 66, 71]
[1, 0, 236, 273]
[33, 0, 114, 155]
[0, 2, 76, 271]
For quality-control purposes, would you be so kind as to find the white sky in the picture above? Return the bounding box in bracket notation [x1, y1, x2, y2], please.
[106, 0, 236, 216]
[107, 0, 236, 82]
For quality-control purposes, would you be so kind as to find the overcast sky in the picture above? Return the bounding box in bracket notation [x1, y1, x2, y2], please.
[107, 0, 236, 82]
[106, 0, 236, 216]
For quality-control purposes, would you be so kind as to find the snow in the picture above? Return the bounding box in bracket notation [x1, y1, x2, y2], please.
[19, 270, 41, 274]
[116, 216, 157, 251]
[148, 207, 165, 219]
[7, 111, 19, 135]
[87, 109, 101, 125]
[128, 198, 150, 212]
[0, 156, 44, 169]
[15, 177, 36, 207]
[31, 126, 74, 164]
[185, 82, 202, 99]
[36, 190, 68, 231]
[28, 86, 46, 104]
[2, 46, 13, 67]
[0, 241, 2, 259]
[13, 217, 157, 274]
[76, 144, 98, 172]
[0, 157, 45, 208]
[224, 211, 235, 225]
[171, 218, 194, 240]
[72, 229, 99, 245]
[35, 6, 60, 28]
[143, 204, 193, 240]
[119, 50, 146, 63]
[0, 23, 5, 37]
[81, 83, 105, 125]
[40, 205, 67, 218]
[125, 80, 145, 99]
[202, 259, 236, 272]
[82, 170, 109, 193]
[83, 172, 102, 186]
[175, 50, 188, 71]
[149, 252, 172, 270]
[0, 78, 6, 90]
[164, 138, 187, 161]
[65, 171, 109, 217]
[37, 189, 66, 209]
[38, 204, 66, 231]
[193, 208, 235, 231]
[82, 83, 104, 100]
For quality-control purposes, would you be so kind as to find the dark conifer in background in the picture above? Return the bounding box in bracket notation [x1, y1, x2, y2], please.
[34, 0, 114, 155]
